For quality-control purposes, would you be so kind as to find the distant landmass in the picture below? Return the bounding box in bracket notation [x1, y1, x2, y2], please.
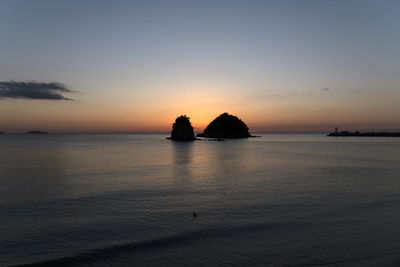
[328, 130, 400, 137]
[168, 115, 196, 141]
[197, 113, 252, 138]
[26, 131, 48, 134]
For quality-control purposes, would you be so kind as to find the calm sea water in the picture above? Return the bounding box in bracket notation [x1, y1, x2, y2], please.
[1, 133, 400, 266]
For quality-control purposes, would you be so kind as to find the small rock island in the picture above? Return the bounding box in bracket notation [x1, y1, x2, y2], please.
[197, 113, 252, 138]
[26, 131, 48, 134]
[168, 115, 196, 141]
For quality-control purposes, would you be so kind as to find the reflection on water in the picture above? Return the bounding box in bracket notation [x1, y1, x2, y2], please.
[211, 139, 245, 176]
[171, 141, 193, 165]
[171, 141, 194, 187]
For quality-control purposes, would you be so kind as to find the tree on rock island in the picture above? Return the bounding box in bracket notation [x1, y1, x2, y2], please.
[169, 115, 196, 141]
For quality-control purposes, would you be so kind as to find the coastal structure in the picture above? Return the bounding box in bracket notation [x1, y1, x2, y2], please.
[327, 128, 400, 137]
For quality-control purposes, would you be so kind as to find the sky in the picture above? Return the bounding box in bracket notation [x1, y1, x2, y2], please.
[0, 0, 399, 133]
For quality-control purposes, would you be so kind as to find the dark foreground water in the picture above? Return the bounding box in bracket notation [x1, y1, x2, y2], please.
[1, 134, 400, 266]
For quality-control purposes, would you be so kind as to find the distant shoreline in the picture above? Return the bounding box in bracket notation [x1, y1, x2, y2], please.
[327, 131, 400, 137]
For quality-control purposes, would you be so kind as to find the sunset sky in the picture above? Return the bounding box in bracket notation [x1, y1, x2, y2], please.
[0, 0, 399, 133]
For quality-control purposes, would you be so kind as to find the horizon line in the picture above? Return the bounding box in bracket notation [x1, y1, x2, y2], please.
[2, 130, 397, 135]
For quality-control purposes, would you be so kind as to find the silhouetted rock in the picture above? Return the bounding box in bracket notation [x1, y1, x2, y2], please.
[197, 113, 252, 138]
[0, 131, 3, 134]
[168, 115, 196, 141]
[26, 131, 48, 134]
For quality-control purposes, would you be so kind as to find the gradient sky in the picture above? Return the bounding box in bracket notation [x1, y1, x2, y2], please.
[0, 0, 399, 132]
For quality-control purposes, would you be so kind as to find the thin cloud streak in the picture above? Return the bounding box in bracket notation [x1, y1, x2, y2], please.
[246, 93, 287, 101]
[0, 81, 73, 100]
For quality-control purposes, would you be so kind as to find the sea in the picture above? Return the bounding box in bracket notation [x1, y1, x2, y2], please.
[1, 133, 400, 266]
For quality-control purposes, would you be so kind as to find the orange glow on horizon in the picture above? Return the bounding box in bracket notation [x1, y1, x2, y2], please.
[1, 85, 399, 133]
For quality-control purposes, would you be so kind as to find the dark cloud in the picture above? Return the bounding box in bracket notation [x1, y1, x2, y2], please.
[321, 87, 329, 91]
[0, 80, 73, 100]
